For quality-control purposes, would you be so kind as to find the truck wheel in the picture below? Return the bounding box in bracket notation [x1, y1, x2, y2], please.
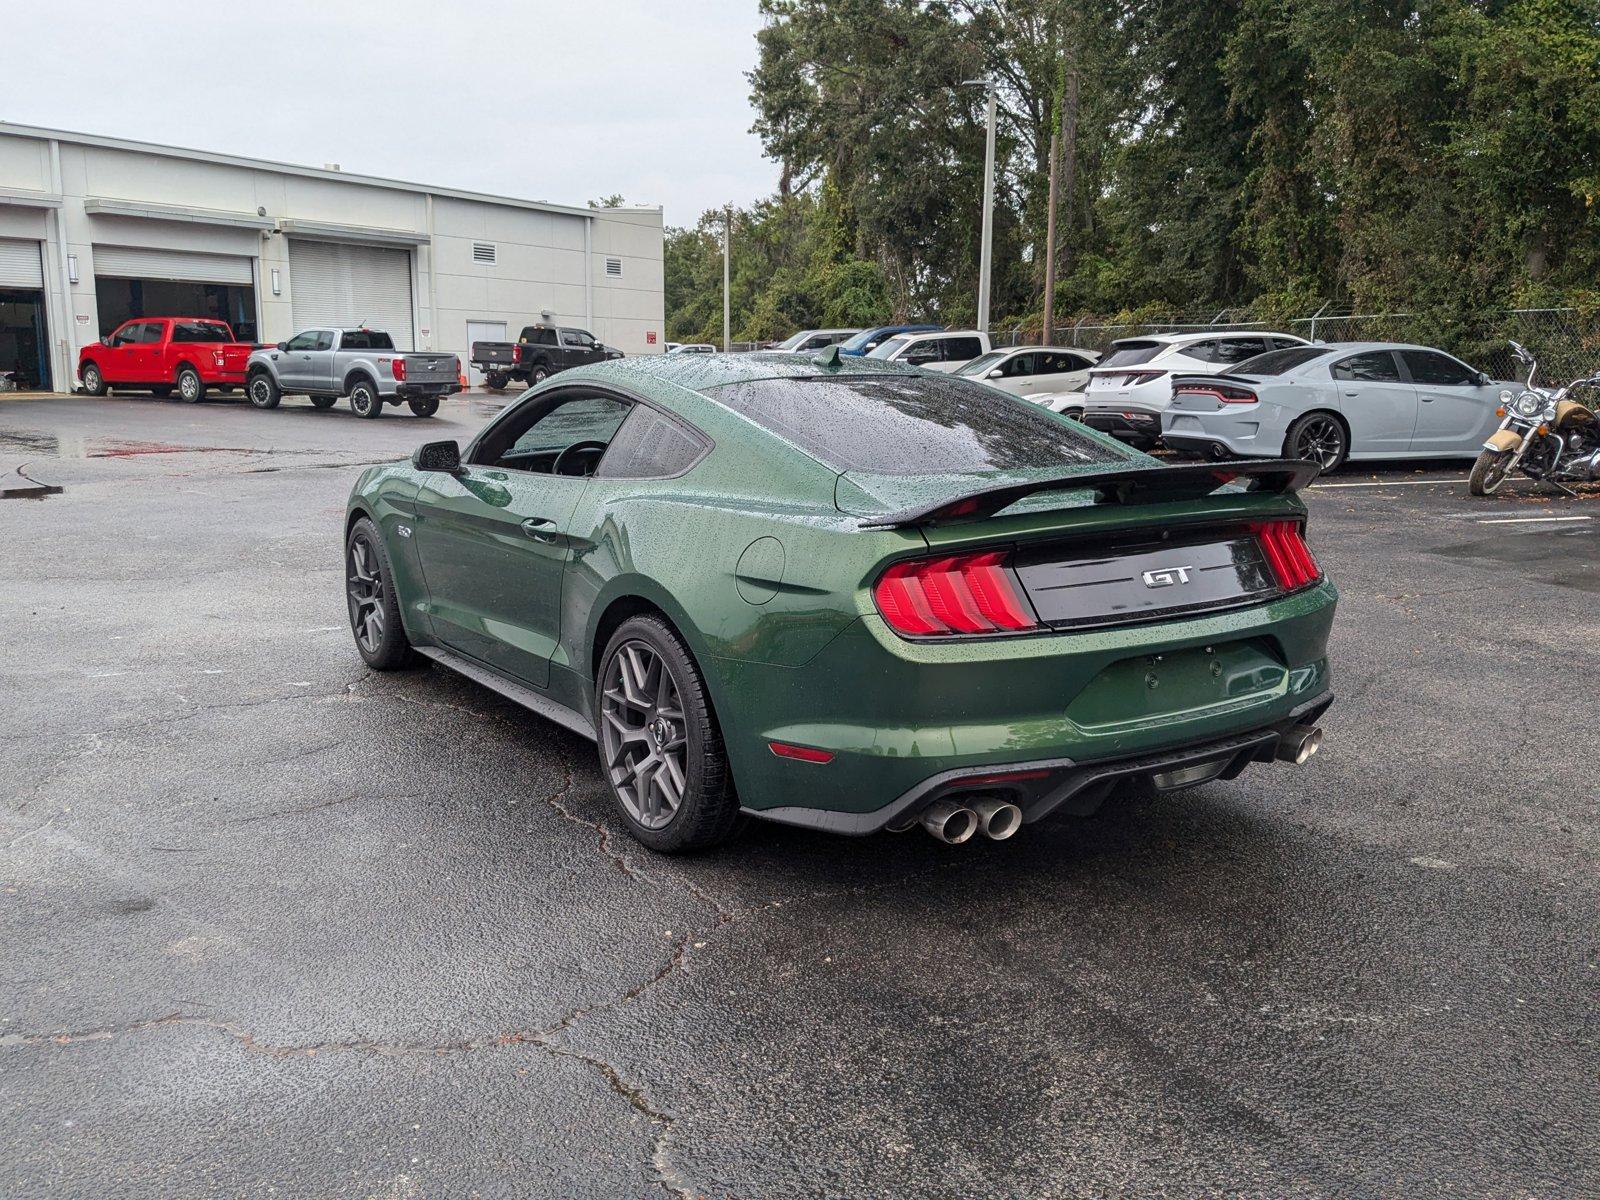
[350, 380, 383, 419]
[530, 366, 549, 385]
[82, 363, 107, 396]
[151, 385, 173, 399]
[408, 397, 440, 418]
[248, 373, 281, 410]
[310, 396, 337, 410]
[485, 371, 508, 390]
[177, 366, 207, 403]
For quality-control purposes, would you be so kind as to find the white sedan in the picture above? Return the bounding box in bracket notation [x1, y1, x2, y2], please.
[955, 346, 1102, 412]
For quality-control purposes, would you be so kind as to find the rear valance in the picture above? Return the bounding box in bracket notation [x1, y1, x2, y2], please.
[856, 459, 1319, 529]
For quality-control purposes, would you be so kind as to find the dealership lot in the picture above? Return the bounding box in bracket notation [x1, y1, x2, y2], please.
[2, 395, 1596, 1197]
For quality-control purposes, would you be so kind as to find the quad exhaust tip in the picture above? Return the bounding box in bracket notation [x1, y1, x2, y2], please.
[1277, 724, 1324, 766]
[920, 800, 978, 845]
[971, 798, 1022, 841]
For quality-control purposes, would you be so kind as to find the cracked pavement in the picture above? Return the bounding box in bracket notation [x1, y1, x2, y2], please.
[3, 396, 1597, 1198]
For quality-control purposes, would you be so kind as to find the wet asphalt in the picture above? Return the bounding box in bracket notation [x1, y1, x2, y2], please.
[1, 393, 1596, 1199]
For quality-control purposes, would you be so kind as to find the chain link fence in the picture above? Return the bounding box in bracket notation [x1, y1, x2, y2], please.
[994, 307, 1600, 385]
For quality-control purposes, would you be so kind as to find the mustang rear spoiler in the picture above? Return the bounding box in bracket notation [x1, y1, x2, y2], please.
[856, 459, 1320, 529]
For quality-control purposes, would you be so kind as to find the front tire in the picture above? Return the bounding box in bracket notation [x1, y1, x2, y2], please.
[82, 364, 107, 396]
[177, 366, 206, 403]
[529, 365, 549, 385]
[596, 616, 739, 854]
[345, 517, 417, 670]
[1285, 412, 1348, 473]
[349, 380, 382, 419]
[408, 396, 440, 418]
[1469, 447, 1515, 496]
[248, 373, 281, 409]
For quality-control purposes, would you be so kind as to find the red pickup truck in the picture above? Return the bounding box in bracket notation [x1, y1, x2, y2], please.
[78, 317, 259, 402]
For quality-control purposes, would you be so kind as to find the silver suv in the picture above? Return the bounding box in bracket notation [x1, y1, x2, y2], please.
[245, 328, 461, 418]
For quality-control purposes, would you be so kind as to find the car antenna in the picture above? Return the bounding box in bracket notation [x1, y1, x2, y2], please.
[811, 344, 842, 369]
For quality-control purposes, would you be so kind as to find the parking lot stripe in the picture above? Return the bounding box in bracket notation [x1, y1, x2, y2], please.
[1310, 478, 1470, 489]
[1473, 516, 1592, 524]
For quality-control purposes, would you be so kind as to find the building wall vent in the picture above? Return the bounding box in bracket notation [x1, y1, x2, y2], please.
[605, 257, 623, 277]
[472, 242, 497, 264]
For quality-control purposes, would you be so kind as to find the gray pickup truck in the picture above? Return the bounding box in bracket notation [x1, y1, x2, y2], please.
[245, 328, 461, 418]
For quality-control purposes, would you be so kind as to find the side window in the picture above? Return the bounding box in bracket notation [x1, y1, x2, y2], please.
[901, 340, 940, 365]
[599, 406, 710, 479]
[1332, 352, 1401, 383]
[109, 322, 140, 347]
[1037, 352, 1086, 375]
[314, 331, 335, 351]
[1184, 339, 1219, 363]
[1211, 337, 1268, 364]
[1401, 350, 1475, 387]
[132, 321, 165, 344]
[942, 337, 984, 361]
[476, 392, 633, 475]
[1003, 353, 1035, 377]
[285, 331, 322, 352]
[559, 330, 584, 349]
[801, 334, 830, 351]
[1269, 337, 1301, 350]
[528, 327, 558, 347]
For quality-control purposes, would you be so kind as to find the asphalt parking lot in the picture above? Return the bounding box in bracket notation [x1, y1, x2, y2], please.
[3, 392, 1596, 1199]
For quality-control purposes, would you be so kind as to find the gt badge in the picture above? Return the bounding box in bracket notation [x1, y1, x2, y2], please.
[1141, 565, 1192, 588]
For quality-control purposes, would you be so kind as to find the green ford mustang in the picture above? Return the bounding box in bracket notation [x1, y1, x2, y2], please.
[344, 351, 1336, 852]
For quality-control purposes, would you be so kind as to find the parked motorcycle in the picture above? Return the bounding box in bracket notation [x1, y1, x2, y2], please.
[1469, 341, 1600, 496]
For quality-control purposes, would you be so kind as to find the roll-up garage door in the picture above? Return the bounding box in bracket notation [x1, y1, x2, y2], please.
[93, 245, 253, 285]
[0, 239, 45, 288]
[288, 241, 414, 348]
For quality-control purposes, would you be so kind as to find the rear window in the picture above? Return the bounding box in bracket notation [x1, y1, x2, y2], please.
[704, 374, 1123, 475]
[1098, 340, 1164, 368]
[1231, 347, 1325, 376]
[172, 321, 234, 343]
[341, 330, 395, 350]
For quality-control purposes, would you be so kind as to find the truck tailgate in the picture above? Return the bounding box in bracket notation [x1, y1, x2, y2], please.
[402, 353, 459, 384]
[471, 343, 516, 366]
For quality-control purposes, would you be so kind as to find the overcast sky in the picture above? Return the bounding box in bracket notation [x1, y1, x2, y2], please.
[4, 0, 776, 228]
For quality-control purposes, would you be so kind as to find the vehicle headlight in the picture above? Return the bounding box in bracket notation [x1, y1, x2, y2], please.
[1515, 391, 1543, 417]
[1498, 389, 1514, 405]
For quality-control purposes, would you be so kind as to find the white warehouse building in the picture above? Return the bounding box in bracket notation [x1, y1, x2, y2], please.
[0, 122, 665, 393]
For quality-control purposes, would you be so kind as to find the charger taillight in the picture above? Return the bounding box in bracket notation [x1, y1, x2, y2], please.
[873, 551, 1039, 637]
[1175, 383, 1257, 405]
[1253, 520, 1320, 591]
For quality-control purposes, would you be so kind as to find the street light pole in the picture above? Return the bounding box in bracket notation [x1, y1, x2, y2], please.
[722, 205, 732, 352]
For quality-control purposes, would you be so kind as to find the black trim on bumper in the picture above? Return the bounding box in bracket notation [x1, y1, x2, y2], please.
[395, 383, 462, 398]
[1081, 411, 1161, 444]
[744, 692, 1335, 836]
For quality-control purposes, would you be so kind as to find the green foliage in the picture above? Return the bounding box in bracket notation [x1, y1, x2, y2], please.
[665, 0, 1600, 340]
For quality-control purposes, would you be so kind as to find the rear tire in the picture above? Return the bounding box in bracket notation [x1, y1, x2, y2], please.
[151, 385, 173, 399]
[596, 615, 740, 854]
[350, 380, 382, 419]
[529, 365, 549, 385]
[1284, 412, 1348, 473]
[248, 373, 281, 409]
[310, 395, 338, 410]
[82, 363, 107, 396]
[408, 396, 440, 418]
[345, 517, 417, 671]
[485, 371, 508, 390]
[177, 366, 206, 403]
[1469, 447, 1515, 496]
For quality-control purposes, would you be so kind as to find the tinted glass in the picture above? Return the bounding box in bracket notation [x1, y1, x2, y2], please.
[285, 331, 321, 351]
[525, 327, 559, 346]
[133, 322, 165, 344]
[1332, 352, 1401, 383]
[1099, 340, 1163, 368]
[1401, 350, 1476, 386]
[1039, 351, 1090, 374]
[1001, 353, 1036, 377]
[704, 374, 1123, 475]
[314, 331, 335, 352]
[600, 406, 708, 478]
[954, 351, 1006, 377]
[942, 336, 984, 361]
[1188, 337, 1268, 364]
[1232, 347, 1326, 376]
[341, 330, 395, 350]
[172, 321, 233, 343]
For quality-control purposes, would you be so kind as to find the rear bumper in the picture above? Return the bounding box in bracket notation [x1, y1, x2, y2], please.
[716, 580, 1338, 830]
[751, 692, 1334, 835]
[1080, 408, 1162, 444]
[1162, 407, 1292, 459]
[394, 382, 462, 399]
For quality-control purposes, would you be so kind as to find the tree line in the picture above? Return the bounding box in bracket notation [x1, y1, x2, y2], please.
[665, 0, 1600, 347]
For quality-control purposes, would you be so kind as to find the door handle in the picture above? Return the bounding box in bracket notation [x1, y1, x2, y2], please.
[520, 516, 558, 542]
[1343, 390, 1359, 397]
[1420, 395, 1435, 402]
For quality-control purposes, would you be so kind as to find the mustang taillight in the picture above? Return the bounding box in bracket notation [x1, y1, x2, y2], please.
[873, 551, 1039, 637]
[390, 357, 407, 381]
[1253, 521, 1321, 591]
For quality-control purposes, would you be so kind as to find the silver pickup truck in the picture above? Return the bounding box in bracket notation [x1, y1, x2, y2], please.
[244, 328, 461, 418]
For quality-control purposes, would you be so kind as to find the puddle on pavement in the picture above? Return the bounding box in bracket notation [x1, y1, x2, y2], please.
[0, 430, 308, 459]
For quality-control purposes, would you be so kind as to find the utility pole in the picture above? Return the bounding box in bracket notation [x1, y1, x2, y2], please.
[977, 80, 998, 333]
[722, 205, 732, 352]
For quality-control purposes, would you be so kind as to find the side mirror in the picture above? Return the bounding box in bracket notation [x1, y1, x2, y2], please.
[986, 367, 1004, 379]
[1477, 371, 1491, 387]
[276, 341, 289, 352]
[100, 336, 111, 347]
[412, 439, 462, 473]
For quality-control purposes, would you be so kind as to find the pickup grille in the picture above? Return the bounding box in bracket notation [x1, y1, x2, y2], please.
[1012, 525, 1279, 630]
